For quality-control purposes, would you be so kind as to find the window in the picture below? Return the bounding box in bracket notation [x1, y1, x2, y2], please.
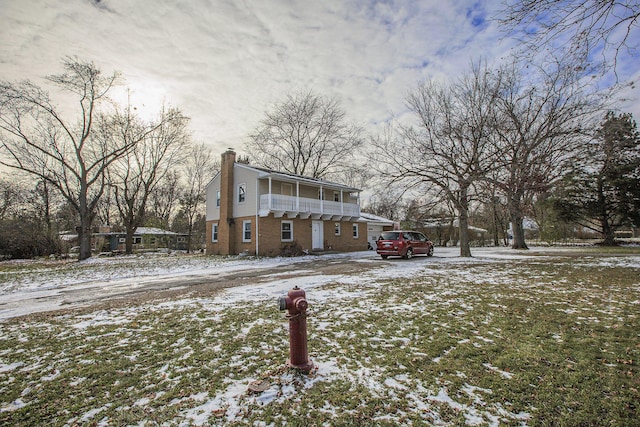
[318, 188, 324, 200]
[216, 190, 220, 207]
[133, 237, 142, 244]
[238, 183, 246, 203]
[281, 221, 293, 242]
[335, 222, 341, 236]
[352, 223, 359, 239]
[242, 220, 251, 242]
[334, 191, 340, 202]
[212, 223, 218, 242]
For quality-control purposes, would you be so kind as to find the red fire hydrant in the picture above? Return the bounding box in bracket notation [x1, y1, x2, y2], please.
[278, 286, 313, 372]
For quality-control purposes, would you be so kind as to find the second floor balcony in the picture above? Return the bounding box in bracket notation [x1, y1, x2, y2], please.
[259, 193, 360, 221]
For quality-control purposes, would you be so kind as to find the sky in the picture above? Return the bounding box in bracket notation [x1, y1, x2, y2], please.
[1, 0, 639, 159]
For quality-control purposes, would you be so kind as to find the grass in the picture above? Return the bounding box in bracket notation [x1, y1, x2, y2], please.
[0, 251, 639, 426]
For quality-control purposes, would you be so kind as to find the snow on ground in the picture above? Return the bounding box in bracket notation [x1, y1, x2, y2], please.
[2, 246, 639, 321]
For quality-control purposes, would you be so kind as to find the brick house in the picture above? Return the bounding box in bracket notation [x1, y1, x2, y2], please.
[205, 150, 366, 256]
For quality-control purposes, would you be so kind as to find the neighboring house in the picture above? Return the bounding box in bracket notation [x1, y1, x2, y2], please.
[359, 212, 397, 250]
[205, 150, 367, 256]
[94, 227, 189, 253]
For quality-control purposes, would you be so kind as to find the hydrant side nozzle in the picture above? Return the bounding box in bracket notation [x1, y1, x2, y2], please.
[278, 296, 288, 311]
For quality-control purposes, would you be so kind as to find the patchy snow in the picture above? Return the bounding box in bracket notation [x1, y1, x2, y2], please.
[483, 363, 514, 379]
[0, 398, 26, 413]
[0, 246, 637, 425]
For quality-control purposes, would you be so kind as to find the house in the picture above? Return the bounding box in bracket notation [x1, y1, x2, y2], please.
[94, 227, 189, 253]
[205, 150, 367, 256]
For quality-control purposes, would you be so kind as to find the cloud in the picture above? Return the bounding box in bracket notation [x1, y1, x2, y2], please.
[1, 0, 637, 158]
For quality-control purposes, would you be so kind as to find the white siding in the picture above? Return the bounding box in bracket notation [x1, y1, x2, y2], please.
[205, 174, 221, 221]
[233, 165, 259, 218]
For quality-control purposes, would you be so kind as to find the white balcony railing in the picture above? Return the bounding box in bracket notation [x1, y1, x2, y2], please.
[259, 194, 360, 218]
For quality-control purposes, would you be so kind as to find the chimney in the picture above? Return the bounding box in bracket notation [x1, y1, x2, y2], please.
[218, 149, 236, 255]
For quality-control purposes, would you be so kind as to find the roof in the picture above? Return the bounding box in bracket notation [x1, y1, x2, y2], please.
[93, 227, 185, 236]
[134, 227, 180, 235]
[359, 212, 396, 225]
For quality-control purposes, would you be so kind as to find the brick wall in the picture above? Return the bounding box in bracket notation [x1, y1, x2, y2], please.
[324, 221, 368, 252]
[257, 216, 313, 256]
[208, 216, 368, 256]
[257, 216, 367, 256]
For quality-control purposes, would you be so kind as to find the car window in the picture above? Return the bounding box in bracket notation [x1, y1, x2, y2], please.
[415, 233, 426, 242]
[380, 231, 400, 240]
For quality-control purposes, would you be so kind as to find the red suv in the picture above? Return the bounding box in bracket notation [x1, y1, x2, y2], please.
[376, 231, 434, 259]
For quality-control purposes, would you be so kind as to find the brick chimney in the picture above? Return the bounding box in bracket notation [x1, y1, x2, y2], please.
[218, 149, 236, 255]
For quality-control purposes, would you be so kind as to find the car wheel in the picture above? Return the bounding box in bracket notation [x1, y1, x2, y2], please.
[404, 248, 414, 259]
[427, 246, 434, 257]
[381, 255, 388, 259]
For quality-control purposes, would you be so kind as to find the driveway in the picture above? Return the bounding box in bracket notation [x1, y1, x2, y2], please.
[1, 249, 462, 321]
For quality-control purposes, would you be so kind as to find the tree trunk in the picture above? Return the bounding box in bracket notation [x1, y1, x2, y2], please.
[186, 224, 193, 253]
[600, 213, 616, 245]
[78, 220, 92, 261]
[125, 227, 135, 254]
[491, 200, 501, 246]
[508, 191, 529, 250]
[510, 215, 529, 249]
[458, 186, 472, 257]
[597, 176, 617, 246]
[458, 214, 472, 257]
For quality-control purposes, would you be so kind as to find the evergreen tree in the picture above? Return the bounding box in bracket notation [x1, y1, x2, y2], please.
[555, 112, 640, 244]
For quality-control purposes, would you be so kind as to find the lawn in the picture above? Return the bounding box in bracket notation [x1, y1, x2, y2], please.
[0, 249, 639, 426]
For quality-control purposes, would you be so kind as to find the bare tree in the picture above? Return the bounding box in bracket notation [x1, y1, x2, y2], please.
[362, 186, 405, 222]
[28, 179, 62, 239]
[147, 170, 181, 230]
[0, 57, 127, 260]
[0, 177, 23, 220]
[489, 60, 603, 249]
[246, 91, 365, 180]
[499, 0, 640, 73]
[476, 178, 511, 247]
[0, 176, 63, 258]
[105, 104, 191, 254]
[178, 142, 219, 252]
[95, 184, 116, 228]
[371, 62, 502, 257]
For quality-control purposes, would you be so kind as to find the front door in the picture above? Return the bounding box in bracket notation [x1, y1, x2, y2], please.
[312, 220, 323, 250]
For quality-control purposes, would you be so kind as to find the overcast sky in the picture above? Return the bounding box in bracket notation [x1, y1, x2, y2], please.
[1, 0, 639, 157]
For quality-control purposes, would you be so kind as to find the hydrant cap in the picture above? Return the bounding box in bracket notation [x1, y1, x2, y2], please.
[278, 296, 287, 311]
[295, 298, 308, 312]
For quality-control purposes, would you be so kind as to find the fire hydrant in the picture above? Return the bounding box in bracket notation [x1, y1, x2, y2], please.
[278, 286, 313, 372]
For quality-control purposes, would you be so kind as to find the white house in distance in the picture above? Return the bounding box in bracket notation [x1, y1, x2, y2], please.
[205, 150, 368, 256]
